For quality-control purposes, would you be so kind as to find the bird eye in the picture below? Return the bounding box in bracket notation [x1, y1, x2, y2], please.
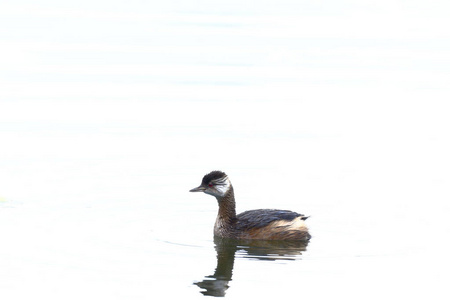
[208, 183, 213, 187]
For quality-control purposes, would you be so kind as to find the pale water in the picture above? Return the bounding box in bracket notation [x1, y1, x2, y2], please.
[1, 1, 450, 299]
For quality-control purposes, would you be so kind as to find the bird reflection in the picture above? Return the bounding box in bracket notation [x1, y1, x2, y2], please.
[194, 237, 309, 297]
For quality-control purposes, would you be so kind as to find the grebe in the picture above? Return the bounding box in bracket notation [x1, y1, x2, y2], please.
[190, 171, 311, 241]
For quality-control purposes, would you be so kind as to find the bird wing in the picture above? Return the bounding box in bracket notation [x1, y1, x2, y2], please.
[235, 209, 307, 230]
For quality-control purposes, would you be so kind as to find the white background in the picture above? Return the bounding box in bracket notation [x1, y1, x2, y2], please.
[1, 1, 450, 299]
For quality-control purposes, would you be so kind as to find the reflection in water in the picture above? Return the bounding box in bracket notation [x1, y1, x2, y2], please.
[194, 237, 309, 297]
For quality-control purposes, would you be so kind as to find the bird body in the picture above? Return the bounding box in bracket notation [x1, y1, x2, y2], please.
[190, 171, 311, 241]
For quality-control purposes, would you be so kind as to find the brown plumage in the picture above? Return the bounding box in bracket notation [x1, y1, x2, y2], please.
[190, 171, 311, 241]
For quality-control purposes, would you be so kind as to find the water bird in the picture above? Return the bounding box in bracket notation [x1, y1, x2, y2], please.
[190, 171, 311, 241]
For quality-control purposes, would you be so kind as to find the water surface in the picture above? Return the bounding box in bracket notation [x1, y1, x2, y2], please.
[1, 1, 450, 299]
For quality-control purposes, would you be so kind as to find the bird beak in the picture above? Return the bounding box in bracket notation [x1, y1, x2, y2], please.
[189, 185, 206, 192]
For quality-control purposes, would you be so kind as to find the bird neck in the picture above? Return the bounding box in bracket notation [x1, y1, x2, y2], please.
[216, 185, 236, 225]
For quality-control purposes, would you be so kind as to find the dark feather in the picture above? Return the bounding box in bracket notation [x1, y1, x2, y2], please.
[201, 170, 227, 185]
[235, 209, 307, 230]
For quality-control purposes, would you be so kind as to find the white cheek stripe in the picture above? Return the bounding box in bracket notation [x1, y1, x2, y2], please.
[215, 178, 231, 196]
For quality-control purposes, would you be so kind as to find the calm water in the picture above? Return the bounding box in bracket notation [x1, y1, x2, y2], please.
[1, 1, 450, 299]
